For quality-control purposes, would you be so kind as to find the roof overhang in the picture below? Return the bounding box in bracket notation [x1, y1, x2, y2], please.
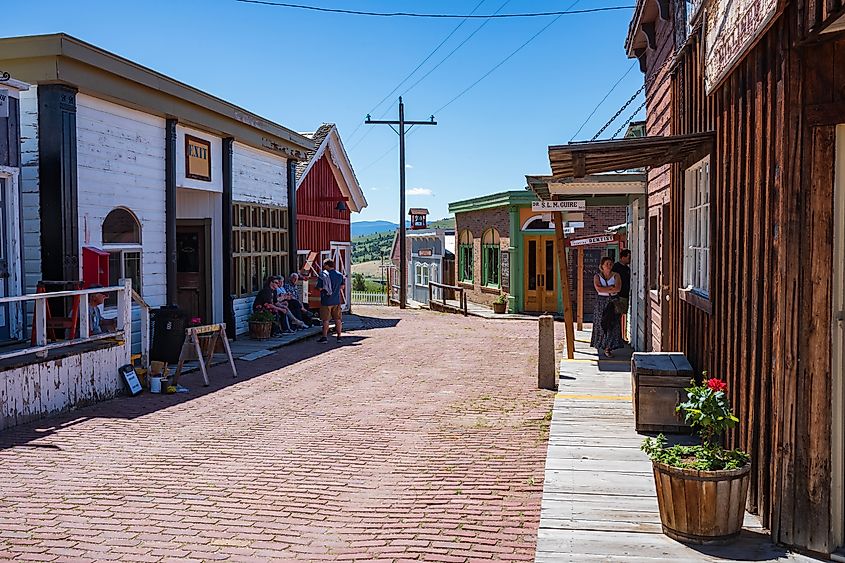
[548, 132, 714, 181]
[526, 174, 645, 203]
[0, 34, 314, 159]
[296, 125, 368, 213]
[625, 0, 673, 69]
[821, 8, 845, 34]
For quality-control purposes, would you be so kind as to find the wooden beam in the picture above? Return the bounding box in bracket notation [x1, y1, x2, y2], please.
[635, 48, 648, 73]
[572, 153, 587, 178]
[554, 211, 576, 360]
[577, 248, 584, 331]
[657, 0, 671, 20]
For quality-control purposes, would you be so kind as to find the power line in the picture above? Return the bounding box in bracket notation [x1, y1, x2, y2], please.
[569, 61, 637, 142]
[402, 0, 513, 97]
[432, 0, 581, 115]
[346, 0, 486, 145]
[234, 1, 635, 19]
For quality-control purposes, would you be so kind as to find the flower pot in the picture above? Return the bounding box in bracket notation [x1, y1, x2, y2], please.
[492, 301, 507, 314]
[651, 461, 751, 544]
[249, 321, 272, 340]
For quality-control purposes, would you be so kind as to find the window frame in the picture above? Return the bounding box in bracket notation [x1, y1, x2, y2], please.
[481, 229, 501, 289]
[102, 208, 143, 304]
[231, 202, 289, 298]
[683, 155, 711, 299]
[458, 230, 474, 284]
[415, 262, 430, 288]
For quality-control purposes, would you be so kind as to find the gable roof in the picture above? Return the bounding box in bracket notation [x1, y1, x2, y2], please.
[295, 123, 367, 213]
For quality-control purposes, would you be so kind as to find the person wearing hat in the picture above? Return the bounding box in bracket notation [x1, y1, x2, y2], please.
[87, 284, 114, 334]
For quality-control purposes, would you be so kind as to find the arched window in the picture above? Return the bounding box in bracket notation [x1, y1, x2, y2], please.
[102, 208, 141, 244]
[414, 262, 430, 287]
[102, 208, 142, 298]
[458, 230, 473, 283]
[481, 228, 501, 288]
[522, 215, 554, 231]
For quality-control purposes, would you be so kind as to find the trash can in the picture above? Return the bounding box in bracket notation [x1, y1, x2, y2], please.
[150, 306, 189, 364]
[631, 352, 694, 433]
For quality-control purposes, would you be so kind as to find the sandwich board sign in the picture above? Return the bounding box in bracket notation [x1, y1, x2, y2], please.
[532, 200, 586, 212]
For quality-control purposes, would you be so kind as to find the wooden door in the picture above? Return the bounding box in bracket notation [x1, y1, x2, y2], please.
[523, 236, 556, 313]
[176, 221, 211, 324]
[648, 210, 663, 351]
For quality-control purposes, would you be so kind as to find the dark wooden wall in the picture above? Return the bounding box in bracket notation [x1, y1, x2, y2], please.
[665, 3, 845, 552]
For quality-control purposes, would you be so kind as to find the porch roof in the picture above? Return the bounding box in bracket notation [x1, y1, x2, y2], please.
[526, 173, 646, 201]
[547, 132, 714, 182]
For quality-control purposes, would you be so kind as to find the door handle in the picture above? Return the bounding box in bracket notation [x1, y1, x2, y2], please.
[836, 311, 845, 323]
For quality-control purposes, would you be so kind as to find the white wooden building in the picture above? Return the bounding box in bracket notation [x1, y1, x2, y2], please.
[0, 34, 314, 429]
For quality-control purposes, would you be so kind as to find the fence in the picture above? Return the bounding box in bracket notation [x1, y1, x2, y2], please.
[0, 280, 134, 361]
[428, 282, 468, 316]
[351, 291, 388, 305]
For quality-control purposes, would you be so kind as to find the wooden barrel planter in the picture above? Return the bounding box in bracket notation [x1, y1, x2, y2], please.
[249, 321, 272, 340]
[652, 461, 751, 544]
[492, 301, 506, 314]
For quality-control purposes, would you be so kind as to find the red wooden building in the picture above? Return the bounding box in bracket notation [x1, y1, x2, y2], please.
[295, 123, 366, 307]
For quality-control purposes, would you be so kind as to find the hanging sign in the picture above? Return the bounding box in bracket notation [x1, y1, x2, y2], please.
[704, 0, 779, 94]
[567, 234, 619, 248]
[501, 251, 510, 292]
[0, 89, 8, 118]
[185, 135, 212, 181]
[532, 200, 585, 212]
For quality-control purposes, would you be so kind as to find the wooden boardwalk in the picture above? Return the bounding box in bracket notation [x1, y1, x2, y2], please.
[535, 331, 815, 562]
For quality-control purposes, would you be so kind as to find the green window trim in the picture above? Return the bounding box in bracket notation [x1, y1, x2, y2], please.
[459, 244, 474, 283]
[482, 244, 501, 288]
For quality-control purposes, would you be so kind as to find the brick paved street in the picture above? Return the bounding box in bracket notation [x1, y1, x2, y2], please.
[0, 308, 558, 562]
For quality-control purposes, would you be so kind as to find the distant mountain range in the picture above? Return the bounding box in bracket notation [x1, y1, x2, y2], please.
[351, 217, 455, 238]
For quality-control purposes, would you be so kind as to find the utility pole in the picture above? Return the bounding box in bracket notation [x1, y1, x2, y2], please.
[366, 97, 436, 309]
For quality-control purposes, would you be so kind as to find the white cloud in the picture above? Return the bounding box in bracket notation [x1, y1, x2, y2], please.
[370, 187, 379, 191]
[407, 188, 433, 196]
[405, 164, 413, 169]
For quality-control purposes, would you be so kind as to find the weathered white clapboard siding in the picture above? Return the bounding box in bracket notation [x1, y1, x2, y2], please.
[18, 87, 41, 295]
[233, 296, 253, 335]
[176, 189, 223, 324]
[0, 342, 129, 431]
[75, 94, 167, 309]
[232, 142, 288, 206]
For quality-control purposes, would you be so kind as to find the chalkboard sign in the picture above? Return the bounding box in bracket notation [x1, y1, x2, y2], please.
[501, 251, 510, 292]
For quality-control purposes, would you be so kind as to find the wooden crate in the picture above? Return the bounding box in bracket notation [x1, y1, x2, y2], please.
[631, 352, 694, 433]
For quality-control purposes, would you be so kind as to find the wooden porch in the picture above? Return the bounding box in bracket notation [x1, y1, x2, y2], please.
[535, 329, 813, 562]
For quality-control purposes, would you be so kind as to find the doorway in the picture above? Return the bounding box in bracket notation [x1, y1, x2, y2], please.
[176, 220, 211, 324]
[833, 123, 845, 552]
[523, 236, 556, 313]
[0, 177, 9, 341]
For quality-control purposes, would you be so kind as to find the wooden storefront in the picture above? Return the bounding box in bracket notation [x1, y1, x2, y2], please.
[545, 0, 845, 555]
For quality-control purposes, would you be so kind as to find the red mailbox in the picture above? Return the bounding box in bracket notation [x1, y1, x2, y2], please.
[82, 246, 110, 287]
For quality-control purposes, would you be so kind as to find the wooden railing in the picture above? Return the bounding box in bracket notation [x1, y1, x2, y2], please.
[0, 280, 132, 361]
[131, 288, 151, 369]
[428, 281, 467, 316]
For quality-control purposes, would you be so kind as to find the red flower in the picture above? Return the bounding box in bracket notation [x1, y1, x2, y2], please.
[706, 378, 727, 392]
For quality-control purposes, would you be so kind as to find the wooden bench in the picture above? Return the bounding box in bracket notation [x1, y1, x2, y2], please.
[631, 352, 694, 433]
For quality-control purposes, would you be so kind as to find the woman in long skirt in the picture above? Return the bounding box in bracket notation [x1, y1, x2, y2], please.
[591, 256, 624, 358]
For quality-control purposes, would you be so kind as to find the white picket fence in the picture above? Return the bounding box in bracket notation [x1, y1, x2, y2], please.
[351, 291, 388, 305]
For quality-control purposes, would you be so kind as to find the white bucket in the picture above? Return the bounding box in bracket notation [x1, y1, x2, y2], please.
[150, 377, 163, 394]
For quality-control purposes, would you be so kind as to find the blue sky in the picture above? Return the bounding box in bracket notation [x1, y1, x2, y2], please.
[4, 0, 644, 222]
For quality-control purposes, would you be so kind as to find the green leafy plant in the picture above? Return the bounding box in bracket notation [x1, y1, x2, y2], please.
[641, 375, 750, 471]
[248, 309, 275, 323]
[493, 292, 508, 305]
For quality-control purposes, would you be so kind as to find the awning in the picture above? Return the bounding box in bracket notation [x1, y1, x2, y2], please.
[526, 173, 646, 201]
[548, 132, 714, 180]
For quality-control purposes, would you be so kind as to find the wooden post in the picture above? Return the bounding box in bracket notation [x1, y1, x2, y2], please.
[577, 247, 584, 331]
[538, 315, 556, 390]
[553, 212, 576, 360]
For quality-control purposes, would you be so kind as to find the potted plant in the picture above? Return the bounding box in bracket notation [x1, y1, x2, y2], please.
[492, 293, 508, 314]
[641, 376, 751, 545]
[248, 309, 275, 340]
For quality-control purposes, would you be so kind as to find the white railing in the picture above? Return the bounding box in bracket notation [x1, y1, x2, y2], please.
[0, 280, 132, 361]
[351, 291, 388, 305]
[131, 288, 151, 369]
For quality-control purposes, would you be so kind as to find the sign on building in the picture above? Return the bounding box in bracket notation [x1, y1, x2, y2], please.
[418, 249, 433, 257]
[704, 0, 779, 94]
[501, 251, 510, 292]
[531, 200, 586, 212]
[185, 135, 212, 181]
[568, 234, 617, 248]
[0, 90, 8, 119]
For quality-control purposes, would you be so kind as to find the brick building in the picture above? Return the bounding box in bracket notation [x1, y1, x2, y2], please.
[449, 181, 638, 316]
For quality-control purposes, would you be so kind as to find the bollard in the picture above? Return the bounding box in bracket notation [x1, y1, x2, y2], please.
[538, 315, 556, 390]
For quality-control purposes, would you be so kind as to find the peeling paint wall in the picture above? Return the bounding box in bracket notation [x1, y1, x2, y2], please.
[0, 342, 130, 431]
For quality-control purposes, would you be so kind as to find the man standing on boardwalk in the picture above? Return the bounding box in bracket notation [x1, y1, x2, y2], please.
[317, 259, 345, 343]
